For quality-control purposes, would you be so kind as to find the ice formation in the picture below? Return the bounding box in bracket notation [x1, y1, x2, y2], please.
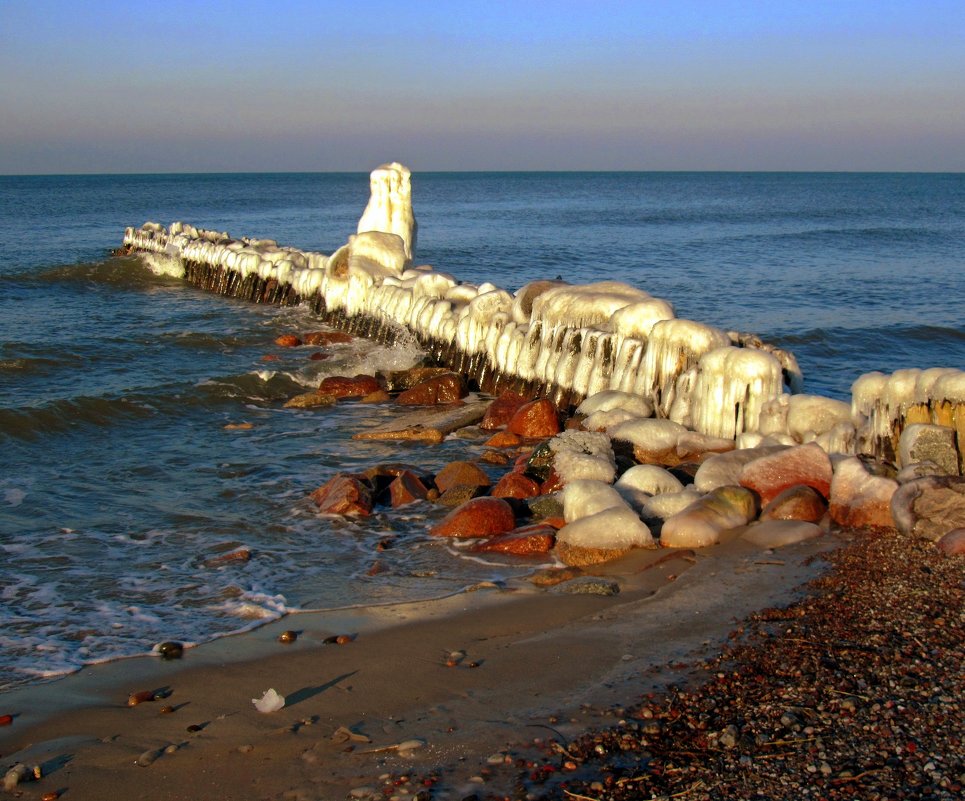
[122, 164, 963, 461]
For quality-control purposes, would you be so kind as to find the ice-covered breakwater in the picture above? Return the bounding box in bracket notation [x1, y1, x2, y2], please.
[122, 163, 964, 469]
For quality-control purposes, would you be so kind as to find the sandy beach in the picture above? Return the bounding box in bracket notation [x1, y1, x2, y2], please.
[1, 529, 836, 800]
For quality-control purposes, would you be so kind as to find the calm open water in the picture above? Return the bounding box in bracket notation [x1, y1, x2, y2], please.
[1, 172, 962, 689]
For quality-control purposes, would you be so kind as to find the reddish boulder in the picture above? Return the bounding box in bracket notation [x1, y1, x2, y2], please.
[480, 392, 530, 431]
[389, 470, 431, 507]
[829, 457, 897, 530]
[396, 373, 467, 406]
[540, 469, 565, 494]
[319, 374, 382, 399]
[274, 334, 302, 347]
[507, 399, 561, 438]
[760, 485, 828, 523]
[738, 442, 833, 506]
[429, 497, 517, 538]
[937, 527, 965, 556]
[303, 331, 353, 346]
[491, 472, 541, 499]
[484, 430, 523, 448]
[470, 524, 556, 555]
[309, 351, 330, 361]
[433, 461, 491, 494]
[311, 474, 373, 516]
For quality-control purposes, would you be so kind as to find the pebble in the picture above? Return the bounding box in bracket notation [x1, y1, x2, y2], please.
[278, 630, 298, 644]
[135, 747, 162, 767]
[350, 786, 376, 798]
[3, 764, 30, 791]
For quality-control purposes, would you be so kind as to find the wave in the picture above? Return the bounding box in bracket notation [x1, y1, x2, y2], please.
[10, 255, 180, 290]
[0, 395, 157, 440]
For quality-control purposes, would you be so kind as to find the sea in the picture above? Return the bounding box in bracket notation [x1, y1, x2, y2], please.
[1, 172, 962, 691]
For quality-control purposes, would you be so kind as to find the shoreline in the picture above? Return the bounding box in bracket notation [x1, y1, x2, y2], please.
[0, 533, 832, 799]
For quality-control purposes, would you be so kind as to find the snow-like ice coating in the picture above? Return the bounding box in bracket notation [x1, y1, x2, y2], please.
[122, 164, 964, 460]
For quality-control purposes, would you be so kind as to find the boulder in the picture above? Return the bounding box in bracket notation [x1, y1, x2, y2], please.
[742, 520, 824, 548]
[274, 334, 302, 347]
[433, 461, 491, 494]
[898, 424, 959, 476]
[396, 373, 467, 405]
[319, 374, 382, 399]
[480, 391, 530, 430]
[738, 442, 833, 505]
[616, 464, 684, 497]
[360, 389, 391, 403]
[890, 475, 965, 541]
[829, 457, 898, 530]
[759, 485, 827, 523]
[549, 430, 616, 485]
[484, 430, 523, 448]
[507, 399, 561, 438]
[311, 474, 373, 517]
[693, 446, 787, 493]
[641, 488, 704, 528]
[491, 472, 541, 499]
[379, 366, 452, 392]
[389, 471, 431, 507]
[470, 524, 556, 555]
[608, 418, 687, 465]
[283, 391, 338, 409]
[561, 480, 627, 523]
[660, 486, 758, 548]
[555, 505, 654, 566]
[435, 484, 486, 507]
[429, 497, 517, 538]
[302, 331, 353, 346]
[936, 527, 965, 556]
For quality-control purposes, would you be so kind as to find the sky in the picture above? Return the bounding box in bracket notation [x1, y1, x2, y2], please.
[1, 0, 963, 173]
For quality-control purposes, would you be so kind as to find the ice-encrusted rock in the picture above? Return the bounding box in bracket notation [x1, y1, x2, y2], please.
[890, 475, 965, 541]
[616, 465, 685, 497]
[641, 488, 704, 527]
[555, 505, 654, 566]
[577, 390, 653, 419]
[549, 430, 616, 485]
[759, 485, 827, 523]
[608, 418, 688, 464]
[829, 457, 898, 529]
[898, 424, 959, 476]
[660, 486, 758, 548]
[693, 446, 787, 493]
[561, 479, 626, 522]
[742, 520, 824, 548]
[738, 442, 834, 505]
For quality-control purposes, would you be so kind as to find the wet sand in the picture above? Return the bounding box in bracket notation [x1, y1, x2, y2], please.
[0, 535, 832, 800]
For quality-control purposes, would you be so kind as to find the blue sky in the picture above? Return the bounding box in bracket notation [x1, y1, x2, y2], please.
[1, 0, 962, 172]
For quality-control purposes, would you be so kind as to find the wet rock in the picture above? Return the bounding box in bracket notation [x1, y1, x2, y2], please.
[540, 468, 566, 494]
[529, 566, 583, 586]
[552, 576, 620, 596]
[491, 472, 541, 499]
[283, 391, 337, 409]
[742, 520, 824, 548]
[155, 641, 184, 660]
[204, 547, 252, 567]
[318, 374, 382, 399]
[433, 460, 491, 493]
[379, 366, 452, 392]
[480, 449, 512, 465]
[302, 330, 353, 346]
[937, 527, 965, 555]
[311, 474, 374, 516]
[484, 430, 523, 448]
[360, 389, 391, 403]
[389, 470, 431, 507]
[435, 484, 486, 507]
[396, 372, 467, 405]
[429, 497, 517, 538]
[308, 351, 329, 361]
[524, 439, 556, 481]
[661, 485, 758, 548]
[527, 494, 564, 521]
[507, 399, 561, 438]
[759, 484, 828, 523]
[890, 475, 965, 541]
[829, 457, 898, 530]
[693, 446, 787, 493]
[274, 334, 302, 347]
[480, 391, 530, 430]
[739, 442, 834, 505]
[470, 524, 556, 555]
[898, 423, 959, 475]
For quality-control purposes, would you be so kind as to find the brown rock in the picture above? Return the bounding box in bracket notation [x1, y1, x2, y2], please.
[739, 442, 834, 505]
[360, 389, 391, 403]
[379, 366, 453, 392]
[936, 527, 965, 555]
[891, 475, 965, 541]
[760, 484, 828, 523]
[274, 334, 302, 347]
[540, 469, 565, 494]
[491, 472, 541, 499]
[389, 471, 431, 507]
[308, 351, 330, 361]
[555, 540, 633, 567]
[433, 461, 491, 494]
[204, 547, 252, 567]
[484, 430, 524, 448]
[480, 392, 530, 431]
[303, 331, 353, 346]
[507, 399, 561, 438]
[470, 524, 556, 555]
[480, 450, 512, 465]
[319, 374, 382, 399]
[310, 474, 373, 517]
[529, 566, 584, 586]
[435, 484, 486, 507]
[396, 373, 467, 405]
[283, 391, 337, 409]
[429, 497, 517, 538]
[261, 354, 281, 362]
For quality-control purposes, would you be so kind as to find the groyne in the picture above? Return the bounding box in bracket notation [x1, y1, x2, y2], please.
[121, 163, 964, 471]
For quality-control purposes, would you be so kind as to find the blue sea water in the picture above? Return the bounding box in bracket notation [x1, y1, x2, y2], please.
[0, 171, 962, 689]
